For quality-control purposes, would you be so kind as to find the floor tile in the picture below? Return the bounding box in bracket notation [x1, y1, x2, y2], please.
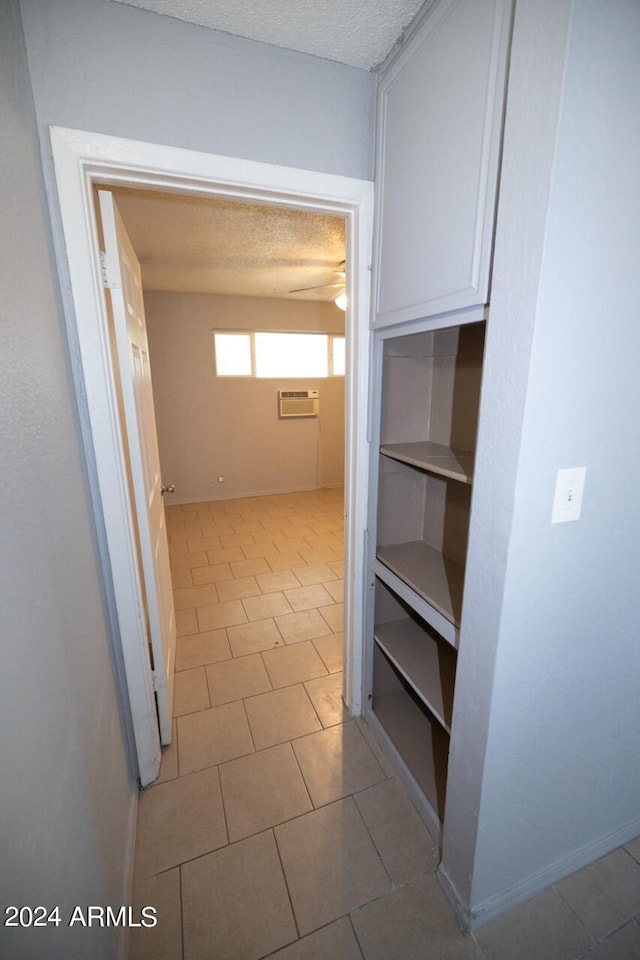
[231, 557, 272, 578]
[178, 701, 255, 775]
[244, 684, 322, 750]
[312, 632, 344, 673]
[176, 608, 198, 638]
[474, 887, 593, 960]
[242, 591, 293, 621]
[280, 523, 315, 538]
[191, 562, 234, 586]
[255, 521, 289, 536]
[284, 583, 334, 612]
[256, 570, 302, 594]
[231, 520, 265, 534]
[309, 520, 342, 534]
[173, 667, 210, 717]
[187, 536, 222, 553]
[130, 867, 183, 960]
[242, 542, 279, 560]
[266, 917, 363, 960]
[200, 523, 234, 539]
[219, 743, 312, 842]
[293, 721, 386, 808]
[272, 537, 311, 553]
[305, 533, 342, 549]
[215, 574, 261, 602]
[304, 672, 348, 727]
[293, 563, 338, 586]
[354, 778, 439, 884]
[555, 847, 640, 940]
[206, 546, 246, 565]
[324, 579, 345, 603]
[205, 653, 272, 705]
[170, 551, 209, 571]
[275, 608, 333, 644]
[196, 598, 247, 631]
[268, 508, 298, 519]
[352, 875, 482, 960]
[221, 532, 256, 547]
[171, 569, 193, 589]
[181, 831, 297, 960]
[175, 628, 231, 672]
[585, 922, 640, 960]
[134, 767, 227, 878]
[227, 618, 284, 656]
[261, 641, 328, 688]
[267, 551, 305, 571]
[275, 797, 391, 936]
[299, 547, 340, 565]
[319, 602, 344, 633]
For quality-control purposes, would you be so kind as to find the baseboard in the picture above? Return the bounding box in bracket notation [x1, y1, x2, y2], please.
[439, 813, 640, 932]
[169, 483, 342, 506]
[118, 786, 140, 959]
[437, 863, 473, 930]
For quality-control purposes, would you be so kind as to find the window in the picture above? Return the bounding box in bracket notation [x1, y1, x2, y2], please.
[213, 333, 252, 376]
[214, 331, 345, 378]
[255, 332, 327, 378]
[332, 336, 345, 376]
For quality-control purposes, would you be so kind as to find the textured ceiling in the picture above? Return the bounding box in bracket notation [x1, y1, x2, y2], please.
[113, 188, 346, 301]
[112, 0, 425, 70]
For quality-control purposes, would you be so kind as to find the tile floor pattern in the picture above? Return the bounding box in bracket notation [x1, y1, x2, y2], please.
[130, 489, 640, 960]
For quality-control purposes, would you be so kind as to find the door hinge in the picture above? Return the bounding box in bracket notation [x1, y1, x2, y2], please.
[152, 670, 166, 693]
[99, 250, 116, 289]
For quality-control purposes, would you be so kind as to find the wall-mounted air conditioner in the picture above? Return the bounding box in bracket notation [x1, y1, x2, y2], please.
[278, 389, 319, 418]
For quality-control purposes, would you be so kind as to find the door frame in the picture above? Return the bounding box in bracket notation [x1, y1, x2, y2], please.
[50, 126, 374, 783]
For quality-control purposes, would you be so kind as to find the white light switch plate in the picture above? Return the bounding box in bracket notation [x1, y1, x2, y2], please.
[551, 467, 587, 523]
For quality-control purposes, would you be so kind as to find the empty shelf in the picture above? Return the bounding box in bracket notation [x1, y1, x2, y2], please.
[374, 619, 456, 731]
[380, 441, 474, 484]
[373, 688, 449, 821]
[377, 541, 464, 627]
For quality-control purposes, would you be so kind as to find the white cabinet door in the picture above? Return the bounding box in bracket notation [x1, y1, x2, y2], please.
[374, 0, 512, 327]
[99, 190, 176, 749]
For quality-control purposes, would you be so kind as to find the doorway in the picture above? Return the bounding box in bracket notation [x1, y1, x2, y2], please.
[109, 185, 349, 506]
[50, 126, 374, 784]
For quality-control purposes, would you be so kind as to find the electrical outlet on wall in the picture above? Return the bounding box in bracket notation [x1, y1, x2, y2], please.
[551, 467, 587, 523]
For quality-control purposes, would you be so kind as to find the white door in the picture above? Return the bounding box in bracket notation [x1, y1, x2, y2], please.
[98, 189, 176, 747]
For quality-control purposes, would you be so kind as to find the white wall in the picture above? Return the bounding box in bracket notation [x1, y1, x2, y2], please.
[19, 0, 376, 181]
[145, 292, 346, 502]
[444, 0, 640, 924]
[0, 3, 138, 959]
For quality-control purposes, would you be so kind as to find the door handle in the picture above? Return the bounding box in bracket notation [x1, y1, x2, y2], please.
[160, 483, 175, 495]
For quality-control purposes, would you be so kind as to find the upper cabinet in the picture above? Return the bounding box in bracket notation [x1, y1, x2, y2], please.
[373, 0, 513, 328]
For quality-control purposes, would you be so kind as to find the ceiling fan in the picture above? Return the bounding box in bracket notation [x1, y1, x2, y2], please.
[289, 260, 347, 309]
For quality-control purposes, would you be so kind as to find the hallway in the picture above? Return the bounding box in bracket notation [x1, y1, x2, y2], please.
[129, 490, 640, 960]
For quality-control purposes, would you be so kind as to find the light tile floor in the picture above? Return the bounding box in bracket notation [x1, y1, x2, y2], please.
[129, 489, 640, 960]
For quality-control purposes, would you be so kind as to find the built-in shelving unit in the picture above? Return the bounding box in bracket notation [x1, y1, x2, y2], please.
[368, 319, 485, 835]
[365, 0, 512, 908]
